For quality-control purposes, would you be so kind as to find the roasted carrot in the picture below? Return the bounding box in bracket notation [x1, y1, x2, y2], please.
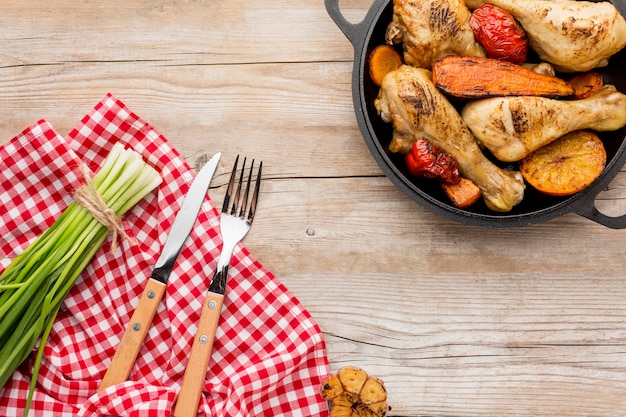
[568, 72, 604, 99]
[440, 177, 482, 209]
[432, 56, 575, 99]
[368, 45, 403, 87]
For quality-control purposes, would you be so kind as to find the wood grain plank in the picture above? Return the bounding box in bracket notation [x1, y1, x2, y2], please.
[0, 60, 372, 175]
[0, 0, 358, 66]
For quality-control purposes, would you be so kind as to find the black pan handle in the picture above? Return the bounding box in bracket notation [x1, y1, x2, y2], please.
[325, 0, 384, 48]
[325, 0, 358, 46]
[575, 190, 626, 229]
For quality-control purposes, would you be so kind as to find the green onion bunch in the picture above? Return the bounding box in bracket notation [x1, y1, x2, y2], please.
[0, 143, 162, 413]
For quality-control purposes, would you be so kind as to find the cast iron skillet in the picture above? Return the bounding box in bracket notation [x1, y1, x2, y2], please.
[326, 0, 626, 228]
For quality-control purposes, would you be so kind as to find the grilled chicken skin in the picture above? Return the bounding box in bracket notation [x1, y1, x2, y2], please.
[385, 0, 485, 69]
[465, 0, 626, 72]
[461, 85, 626, 162]
[375, 65, 525, 212]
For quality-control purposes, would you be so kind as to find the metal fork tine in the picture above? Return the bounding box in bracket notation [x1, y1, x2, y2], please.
[230, 157, 246, 216]
[248, 161, 262, 223]
[239, 160, 254, 218]
[222, 155, 239, 213]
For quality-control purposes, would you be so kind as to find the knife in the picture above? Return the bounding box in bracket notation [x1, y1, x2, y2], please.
[98, 152, 221, 392]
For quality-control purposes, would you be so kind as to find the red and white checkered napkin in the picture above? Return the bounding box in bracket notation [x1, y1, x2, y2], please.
[0, 94, 330, 416]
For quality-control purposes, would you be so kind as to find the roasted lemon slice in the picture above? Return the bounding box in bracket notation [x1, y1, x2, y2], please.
[519, 130, 606, 196]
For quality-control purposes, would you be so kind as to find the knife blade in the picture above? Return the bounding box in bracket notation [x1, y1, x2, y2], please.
[98, 152, 221, 392]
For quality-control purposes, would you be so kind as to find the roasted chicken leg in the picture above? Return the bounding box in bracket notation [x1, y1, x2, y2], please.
[385, 0, 485, 69]
[465, 0, 626, 72]
[461, 85, 626, 162]
[375, 65, 525, 212]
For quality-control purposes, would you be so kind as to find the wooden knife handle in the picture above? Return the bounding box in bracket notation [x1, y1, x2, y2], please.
[98, 278, 167, 392]
[173, 291, 224, 417]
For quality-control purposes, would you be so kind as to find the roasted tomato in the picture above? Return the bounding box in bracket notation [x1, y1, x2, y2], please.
[405, 139, 460, 184]
[469, 4, 528, 65]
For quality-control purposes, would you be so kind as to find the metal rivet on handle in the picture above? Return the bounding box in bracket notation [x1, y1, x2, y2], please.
[147, 290, 155, 299]
[199, 335, 208, 344]
[132, 323, 141, 331]
[208, 300, 217, 309]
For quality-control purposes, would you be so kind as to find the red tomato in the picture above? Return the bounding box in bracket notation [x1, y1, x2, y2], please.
[470, 4, 528, 65]
[405, 139, 460, 184]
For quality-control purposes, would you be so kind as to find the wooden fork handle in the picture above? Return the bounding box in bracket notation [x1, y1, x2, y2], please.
[173, 291, 224, 417]
[98, 278, 167, 392]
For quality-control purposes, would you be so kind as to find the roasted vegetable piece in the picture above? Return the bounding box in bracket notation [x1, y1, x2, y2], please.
[332, 394, 354, 408]
[329, 402, 357, 417]
[329, 408, 355, 417]
[568, 72, 604, 99]
[366, 401, 390, 417]
[368, 45, 403, 87]
[519, 130, 606, 196]
[321, 374, 344, 401]
[432, 56, 575, 99]
[359, 377, 388, 405]
[469, 3, 528, 64]
[405, 139, 460, 184]
[321, 367, 389, 417]
[440, 177, 482, 209]
[329, 394, 358, 417]
[337, 366, 369, 402]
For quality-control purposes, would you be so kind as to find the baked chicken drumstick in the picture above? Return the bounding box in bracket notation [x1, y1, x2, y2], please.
[385, 0, 485, 69]
[462, 85, 626, 162]
[375, 65, 525, 212]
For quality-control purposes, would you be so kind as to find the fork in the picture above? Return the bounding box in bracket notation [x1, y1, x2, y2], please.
[173, 155, 262, 417]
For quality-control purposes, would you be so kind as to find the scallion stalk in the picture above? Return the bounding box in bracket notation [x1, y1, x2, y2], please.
[0, 143, 162, 415]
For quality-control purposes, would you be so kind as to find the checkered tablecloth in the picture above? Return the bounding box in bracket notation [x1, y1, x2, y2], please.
[0, 94, 330, 416]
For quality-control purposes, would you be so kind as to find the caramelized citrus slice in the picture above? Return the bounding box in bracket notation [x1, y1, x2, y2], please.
[519, 130, 606, 196]
[321, 374, 343, 401]
[337, 366, 368, 401]
[368, 45, 403, 87]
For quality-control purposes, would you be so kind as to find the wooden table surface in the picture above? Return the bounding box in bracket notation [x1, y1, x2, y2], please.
[2, 1, 626, 415]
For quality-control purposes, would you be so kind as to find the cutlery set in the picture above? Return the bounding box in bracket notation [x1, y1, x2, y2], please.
[98, 153, 263, 416]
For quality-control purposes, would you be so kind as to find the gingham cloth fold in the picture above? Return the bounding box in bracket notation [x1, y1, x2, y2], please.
[0, 94, 330, 416]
